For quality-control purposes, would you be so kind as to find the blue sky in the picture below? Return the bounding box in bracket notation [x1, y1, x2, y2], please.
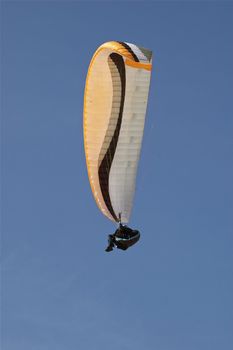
[2, 1, 233, 349]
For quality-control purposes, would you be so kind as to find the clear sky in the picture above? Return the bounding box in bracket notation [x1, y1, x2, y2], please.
[2, 1, 233, 350]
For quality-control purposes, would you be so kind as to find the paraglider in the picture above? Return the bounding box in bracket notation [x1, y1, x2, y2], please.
[83, 41, 152, 252]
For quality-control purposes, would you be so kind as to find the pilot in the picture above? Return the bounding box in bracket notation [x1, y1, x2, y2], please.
[105, 223, 140, 252]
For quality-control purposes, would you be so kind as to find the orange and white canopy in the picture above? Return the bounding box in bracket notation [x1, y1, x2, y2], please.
[83, 41, 152, 223]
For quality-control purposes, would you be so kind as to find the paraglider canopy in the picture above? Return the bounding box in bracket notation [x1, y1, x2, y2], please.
[83, 41, 152, 226]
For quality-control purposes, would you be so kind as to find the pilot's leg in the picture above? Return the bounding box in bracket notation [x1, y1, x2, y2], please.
[105, 235, 115, 252]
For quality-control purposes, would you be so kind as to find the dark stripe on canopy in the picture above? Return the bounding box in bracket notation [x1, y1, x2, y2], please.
[98, 53, 126, 222]
[117, 41, 140, 62]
